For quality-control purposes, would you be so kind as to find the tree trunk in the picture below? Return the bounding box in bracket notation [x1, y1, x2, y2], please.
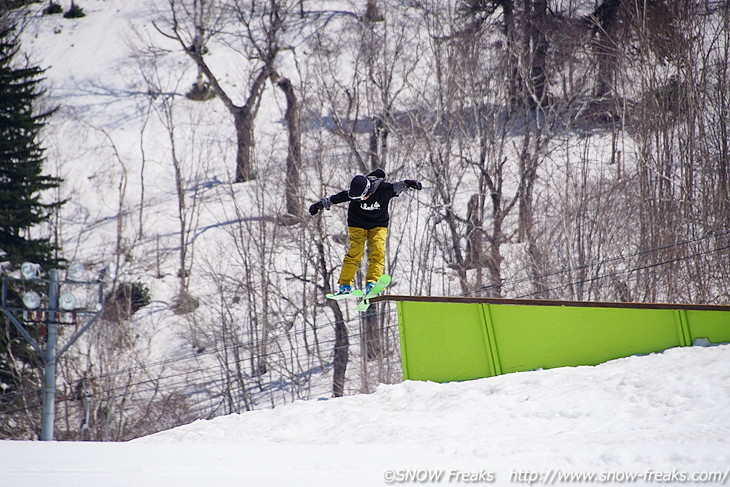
[316, 237, 349, 397]
[363, 306, 382, 360]
[332, 310, 349, 397]
[527, 0, 549, 108]
[365, 0, 384, 22]
[233, 107, 256, 183]
[592, 0, 622, 99]
[368, 115, 388, 170]
[465, 193, 481, 271]
[273, 73, 303, 217]
[500, 0, 522, 110]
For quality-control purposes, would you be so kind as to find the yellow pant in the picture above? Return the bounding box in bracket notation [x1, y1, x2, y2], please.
[338, 226, 387, 286]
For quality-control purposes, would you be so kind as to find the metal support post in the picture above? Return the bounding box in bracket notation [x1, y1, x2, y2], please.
[40, 269, 59, 441]
[1, 266, 104, 441]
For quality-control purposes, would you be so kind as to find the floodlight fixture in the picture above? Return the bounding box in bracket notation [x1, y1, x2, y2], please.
[66, 263, 85, 281]
[58, 293, 78, 311]
[22, 291, 42, 310]
[20, 262, 41, 280]
[106, 263, 116, 280]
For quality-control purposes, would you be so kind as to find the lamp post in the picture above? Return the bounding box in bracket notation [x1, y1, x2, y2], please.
[1, 263, 105, 441]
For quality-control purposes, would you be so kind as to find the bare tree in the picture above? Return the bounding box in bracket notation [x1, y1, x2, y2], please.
[157, 0, 281, 182]
[154, 93, 203, 307]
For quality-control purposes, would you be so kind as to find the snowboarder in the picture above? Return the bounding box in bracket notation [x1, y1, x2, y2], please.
[309, 168, 422, 296]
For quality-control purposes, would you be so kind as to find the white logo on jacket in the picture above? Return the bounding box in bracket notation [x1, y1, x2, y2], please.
[360, 201, 381, 211]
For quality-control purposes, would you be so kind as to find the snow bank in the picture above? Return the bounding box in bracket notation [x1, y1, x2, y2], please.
[4, 344, 727, 486]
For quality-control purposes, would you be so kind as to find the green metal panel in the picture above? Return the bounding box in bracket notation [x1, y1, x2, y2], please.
[487, 304, 684, 374]
[685, 310, 730, 343]
[397, 301, 495, 381]
[392, 297, 730, 383]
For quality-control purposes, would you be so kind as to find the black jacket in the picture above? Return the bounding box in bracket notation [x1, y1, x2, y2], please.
[328, 171, 406, 229]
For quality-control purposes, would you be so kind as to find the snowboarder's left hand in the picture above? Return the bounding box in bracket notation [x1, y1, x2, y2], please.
[405, 180, 422, 190]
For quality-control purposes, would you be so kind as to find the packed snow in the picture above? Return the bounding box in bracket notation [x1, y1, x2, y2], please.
[3, 343, 730, 486]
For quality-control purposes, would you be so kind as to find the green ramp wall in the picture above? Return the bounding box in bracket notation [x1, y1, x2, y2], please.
[371, 296, 730, 382]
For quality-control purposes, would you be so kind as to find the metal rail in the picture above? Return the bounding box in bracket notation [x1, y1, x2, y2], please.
[371, 294, 730, 312]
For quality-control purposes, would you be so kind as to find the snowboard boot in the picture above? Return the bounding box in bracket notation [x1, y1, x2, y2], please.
[365, 282, 376, 295]
[337, 284, 352, 295]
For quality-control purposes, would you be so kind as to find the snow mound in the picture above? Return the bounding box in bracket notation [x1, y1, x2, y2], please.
[3, 344, 729, 486]
[136, 344, 730, 480]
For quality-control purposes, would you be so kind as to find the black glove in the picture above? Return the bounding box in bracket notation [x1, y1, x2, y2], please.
[309, 201, 323, 216]
[309, 198, 331, 216]
[404, 180, 422, 190]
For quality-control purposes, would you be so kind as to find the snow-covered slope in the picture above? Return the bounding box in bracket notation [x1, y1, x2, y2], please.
[3, 344, 729, 486]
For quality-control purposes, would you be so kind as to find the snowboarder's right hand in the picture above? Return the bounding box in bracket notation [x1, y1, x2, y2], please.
[309, 198, 331, 216]
[309, 201, 324, 215]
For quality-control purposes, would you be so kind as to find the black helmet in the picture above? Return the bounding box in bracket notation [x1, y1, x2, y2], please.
[348, 175, 371, 200]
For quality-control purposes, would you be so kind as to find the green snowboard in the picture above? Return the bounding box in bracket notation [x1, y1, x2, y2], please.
[355, 274, 391, 312]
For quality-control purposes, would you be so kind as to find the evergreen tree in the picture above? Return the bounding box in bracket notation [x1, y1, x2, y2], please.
[0, 25, 63, 267]
[0, 23, 63, 439]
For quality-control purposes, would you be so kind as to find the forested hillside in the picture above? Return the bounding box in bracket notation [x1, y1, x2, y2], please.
[1, 0, 728, 440]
